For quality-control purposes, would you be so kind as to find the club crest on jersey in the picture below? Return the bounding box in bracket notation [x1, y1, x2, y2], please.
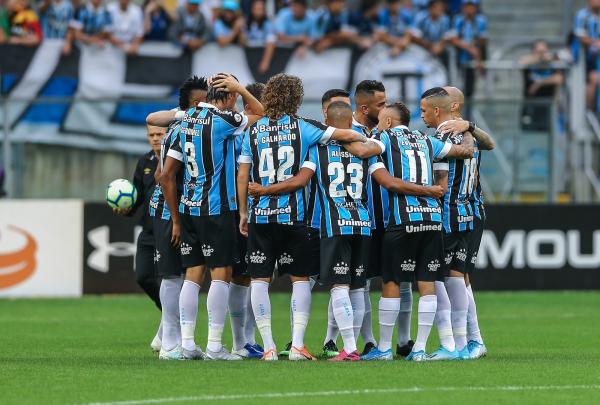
[154, 250, 161, 263]
[181, 243, 193, 256]
[202, 244, 214, 257]
[471, 253, 478, 264]
[333, 262, 349, 275]
[279, 253, 294, 265]
[250, 251, 267, 264]
[427, 259, 440, 272]
[456, 249, 467, 262]
[401, 260, 416, 272]
[355, 265, 365, 277]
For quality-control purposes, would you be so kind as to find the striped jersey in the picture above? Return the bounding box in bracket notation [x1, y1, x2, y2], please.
[360, 125, 389, 230]
[74, 4, 112, 36]
[470, 151, 485, 221]
[167, 102, 248, 216]
[374, 125, 450, 230]
[238, 115, 335, 224]
[433, 124, 479, 233]
[412, 10, 451, 43]
[303, 143, 378, 238]
[149, 122, 183, 220]
[40, 0, 74, 39]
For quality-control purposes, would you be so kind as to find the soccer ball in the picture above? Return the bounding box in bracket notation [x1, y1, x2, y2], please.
[106, 179, 137, 209]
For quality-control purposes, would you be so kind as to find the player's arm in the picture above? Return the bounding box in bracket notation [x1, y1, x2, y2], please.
[434, 169, 449, 194]
[439, 120, 496, 150]
[341, 138, 385, 159]
[248, 167, 314, 197]
[146, 110, 182, 127]
[329, 129, 369, 144]
[371, 165, 444, 198]
[445, 132, 475, 159]
[237, 162, 251, 237]
[159, 156, 183, 247]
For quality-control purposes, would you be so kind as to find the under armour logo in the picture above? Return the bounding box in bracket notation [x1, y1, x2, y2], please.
[87, 226, 141, 273]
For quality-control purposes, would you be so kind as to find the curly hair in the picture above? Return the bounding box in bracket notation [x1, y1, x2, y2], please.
[262, 74, 304, 119]
[178, 76, 208, 110]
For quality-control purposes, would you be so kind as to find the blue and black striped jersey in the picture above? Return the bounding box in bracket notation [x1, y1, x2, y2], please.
[305, 176, 321, 230]
[239, 115, 335, 224]
[149, 122, 183, 220]
[433, 124, 479, 233]
[40, 0, 74, 39]
[303, 143, 378, 238]
[374, 125, 450, 230]
[470, 151, 485, 221]
[167, 102, 248, 216]
[361, 126, 389, 230]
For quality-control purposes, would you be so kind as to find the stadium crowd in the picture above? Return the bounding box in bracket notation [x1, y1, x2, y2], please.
[0, 0, 484, 73]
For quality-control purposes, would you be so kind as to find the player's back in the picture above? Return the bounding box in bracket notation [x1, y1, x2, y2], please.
[308, 142, 372, 238]
[178, 103, 246, 216]
[433, 130, 478, 232]
[381, 126, 444, 228]
[242, 114, 333, 224]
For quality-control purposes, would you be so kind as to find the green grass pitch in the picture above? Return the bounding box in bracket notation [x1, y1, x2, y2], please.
[2, 291, 600, 404]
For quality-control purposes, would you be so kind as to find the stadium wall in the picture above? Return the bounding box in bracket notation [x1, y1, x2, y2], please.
[1, 201, 598, 297]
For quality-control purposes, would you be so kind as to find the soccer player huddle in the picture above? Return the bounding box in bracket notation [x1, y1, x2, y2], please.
[146, 72, 495, 362]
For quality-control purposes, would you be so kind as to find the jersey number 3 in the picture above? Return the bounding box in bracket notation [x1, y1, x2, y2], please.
[184, 142, 200, 178]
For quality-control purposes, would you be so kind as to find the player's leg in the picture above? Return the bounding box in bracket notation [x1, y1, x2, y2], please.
[158, 276, 184, 360]
[247, 223, 278, 360]
[465, 215, 487, 358]
[178, 214, 206, 356]
[201, 212, 240, 360]
[363, 229, 404, 361]
[430, 233, 457, 360]
[283, 224, 317, 361]
[321, 236, 359, 361]
[396, 282, 414, 357]
[154, 216, 191, 359]
[135, 229, 162, 351]
[444, 232, 470, 359]
[361, 227, 383, 355]
[407, 231, 442, 362]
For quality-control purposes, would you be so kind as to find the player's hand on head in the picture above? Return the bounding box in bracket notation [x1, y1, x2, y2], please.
[112, 207, 131, 216]
[247, 182, 265, 197]
[212, 74, 240, 93]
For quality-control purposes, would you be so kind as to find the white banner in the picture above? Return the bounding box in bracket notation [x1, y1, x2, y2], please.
[0, 200, 83, 297]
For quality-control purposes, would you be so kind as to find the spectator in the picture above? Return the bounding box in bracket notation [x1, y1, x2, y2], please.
[411, 0, 429, 14]
[213, 0, 244, 47]
[107, 0, 143, 54]
[448, 0, 487, 99]
[245, 0, 276, 74]
[38, 0, 74, 53]
[574, 0, 600, 110]
[412, 0, 450, 60]
[72, 0, 112, 47]
[8, 0, 42, 45]
[142, 0, 172, 41]
[375, 0, 413, 56]
[172, 0, 209, 51]
[313, 0, 366, 53]
[349, 0, 379, 39]
[0, 1, 10, 43]
[199, 0, 219, 24]
[519, 40, 564, 131]
[275, 0, 314, 49]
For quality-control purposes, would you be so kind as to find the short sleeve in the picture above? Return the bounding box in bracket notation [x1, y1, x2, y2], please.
[575, 10, 587, 37]
[238, 131, 252, 164]
[477, 15, 487, 38]
[166, 127, 183, 161]
[368, 154, 385, 175]
[301, 145, 319, 173]
[430, 136, 451, 160]
[274, 9, 287, 34]
[214, 111, 249, 139]
[213, 19, 229, 38]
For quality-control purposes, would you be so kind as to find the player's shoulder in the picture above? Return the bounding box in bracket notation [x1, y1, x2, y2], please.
[576, 7, 589, 19]
[203, 104, 245, 127]
[297, 115, 328, 130]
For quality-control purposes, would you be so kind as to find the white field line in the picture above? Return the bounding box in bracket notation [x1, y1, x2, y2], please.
[83, 384, 600, 405]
